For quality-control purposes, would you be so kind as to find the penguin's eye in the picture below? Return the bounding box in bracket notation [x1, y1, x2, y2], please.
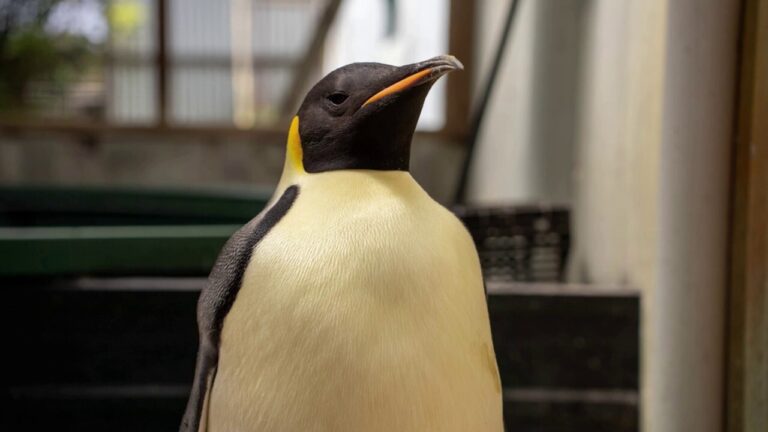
[326, 92, 348, 105]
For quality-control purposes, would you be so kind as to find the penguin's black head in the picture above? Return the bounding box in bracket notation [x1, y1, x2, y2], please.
[295, 55, 463, 173]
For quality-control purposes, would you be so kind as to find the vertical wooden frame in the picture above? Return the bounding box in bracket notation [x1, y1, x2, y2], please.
[157, 0, 169, 126]
[445, 0, 475, 138]
[728, 0, 768, 430]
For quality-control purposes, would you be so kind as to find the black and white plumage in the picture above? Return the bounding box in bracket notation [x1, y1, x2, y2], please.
[180, 55, 503, 432]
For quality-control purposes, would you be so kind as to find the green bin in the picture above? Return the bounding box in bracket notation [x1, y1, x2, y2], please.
[0, 185, 270, 277]
[1, 185, 270, 431]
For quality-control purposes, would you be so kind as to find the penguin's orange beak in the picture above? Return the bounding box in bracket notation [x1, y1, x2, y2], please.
[361, 55, 463, 108]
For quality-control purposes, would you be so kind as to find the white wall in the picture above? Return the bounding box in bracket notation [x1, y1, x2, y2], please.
[566, 1, 737, 430]
[648, 1, 739, 430]
[470, 0, 739, 430]
[467, 0, 585, 205]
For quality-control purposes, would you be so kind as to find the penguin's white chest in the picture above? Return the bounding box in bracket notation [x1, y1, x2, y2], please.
[208, 171, 503, 432]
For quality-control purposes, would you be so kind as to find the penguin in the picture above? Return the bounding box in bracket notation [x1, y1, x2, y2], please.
[180, 55, 503, 432]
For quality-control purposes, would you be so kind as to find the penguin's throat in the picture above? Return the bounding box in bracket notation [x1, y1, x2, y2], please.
[285, 116, 305, 175]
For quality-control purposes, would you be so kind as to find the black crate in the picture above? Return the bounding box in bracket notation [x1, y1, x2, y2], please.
[454, 205, 570, 282]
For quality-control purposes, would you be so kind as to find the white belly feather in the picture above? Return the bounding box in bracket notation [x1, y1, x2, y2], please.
[208, 170, 503, 432]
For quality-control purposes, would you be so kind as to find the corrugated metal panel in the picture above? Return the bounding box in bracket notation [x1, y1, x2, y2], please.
[109, 64, 157, 123]
[252, 1, 323, 56]
[170, 66, 233, 123]
[163, 0, 319, 125]
[108, 0, 158, 123]
[169, 0, 231, 56]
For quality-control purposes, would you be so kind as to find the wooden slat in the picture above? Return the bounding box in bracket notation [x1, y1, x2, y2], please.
[444, 0, 475, 136]
[504, 388, 638, 405]
[0, 118, 463, 141]
[487, 282, 639, 297]
[157, 0, 169, 126]
[105, 53, 298, 69]
[727, 0, 768, 431]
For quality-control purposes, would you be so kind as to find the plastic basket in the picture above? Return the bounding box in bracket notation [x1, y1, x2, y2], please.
[454, 205, 570, 282]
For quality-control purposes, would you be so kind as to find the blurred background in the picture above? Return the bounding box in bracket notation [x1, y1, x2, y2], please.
[1, 1, 766, 431]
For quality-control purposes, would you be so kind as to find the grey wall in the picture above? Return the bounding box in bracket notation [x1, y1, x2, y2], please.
[467, 0, 586, 206]
[0, 132, 463, 203]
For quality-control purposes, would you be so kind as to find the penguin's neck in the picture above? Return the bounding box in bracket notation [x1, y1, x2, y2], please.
[271, 116, 420, 205]
[272, 116, 306, 202]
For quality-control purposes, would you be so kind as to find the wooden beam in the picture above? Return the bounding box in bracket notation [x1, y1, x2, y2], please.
[157, 0, 168, 126]
[727, 0, 768, 431]
[0, 118, 463, 142]
[106, 54, 298, 69]
[279, 0, 342, 116]
[445, 0, 475, 136]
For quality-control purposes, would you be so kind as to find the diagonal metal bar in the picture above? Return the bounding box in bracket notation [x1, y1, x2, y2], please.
[453, 0, 521, 204]
[279, 0, 343, 117]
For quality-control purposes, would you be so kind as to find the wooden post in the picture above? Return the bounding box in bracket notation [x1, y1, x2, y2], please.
[727, 0, 768, 430]
[157, 0, 168, 126]
[445, 0, 474, 137]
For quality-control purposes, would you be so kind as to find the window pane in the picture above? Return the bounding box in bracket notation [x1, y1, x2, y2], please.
[106, 0, 157, 123]
[170, 65, 232, 124]
[109, 62, 156, 123]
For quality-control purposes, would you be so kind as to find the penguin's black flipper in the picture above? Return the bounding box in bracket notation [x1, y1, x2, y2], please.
[180, 186, 299, 432]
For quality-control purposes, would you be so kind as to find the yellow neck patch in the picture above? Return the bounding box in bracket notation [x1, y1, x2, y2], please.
[286, 116, 305, 173]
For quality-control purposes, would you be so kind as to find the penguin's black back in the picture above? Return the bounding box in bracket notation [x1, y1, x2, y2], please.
[179, 185, 299, 432]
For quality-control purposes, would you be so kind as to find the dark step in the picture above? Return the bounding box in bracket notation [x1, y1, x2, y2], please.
[3, 387, 188, 432]
[3, 279, 200, 385]
[505, 398, 637, 432]
[488, 282, 639, 389]
[4, 386, 638, 432]
[2, 278, 639, 431]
